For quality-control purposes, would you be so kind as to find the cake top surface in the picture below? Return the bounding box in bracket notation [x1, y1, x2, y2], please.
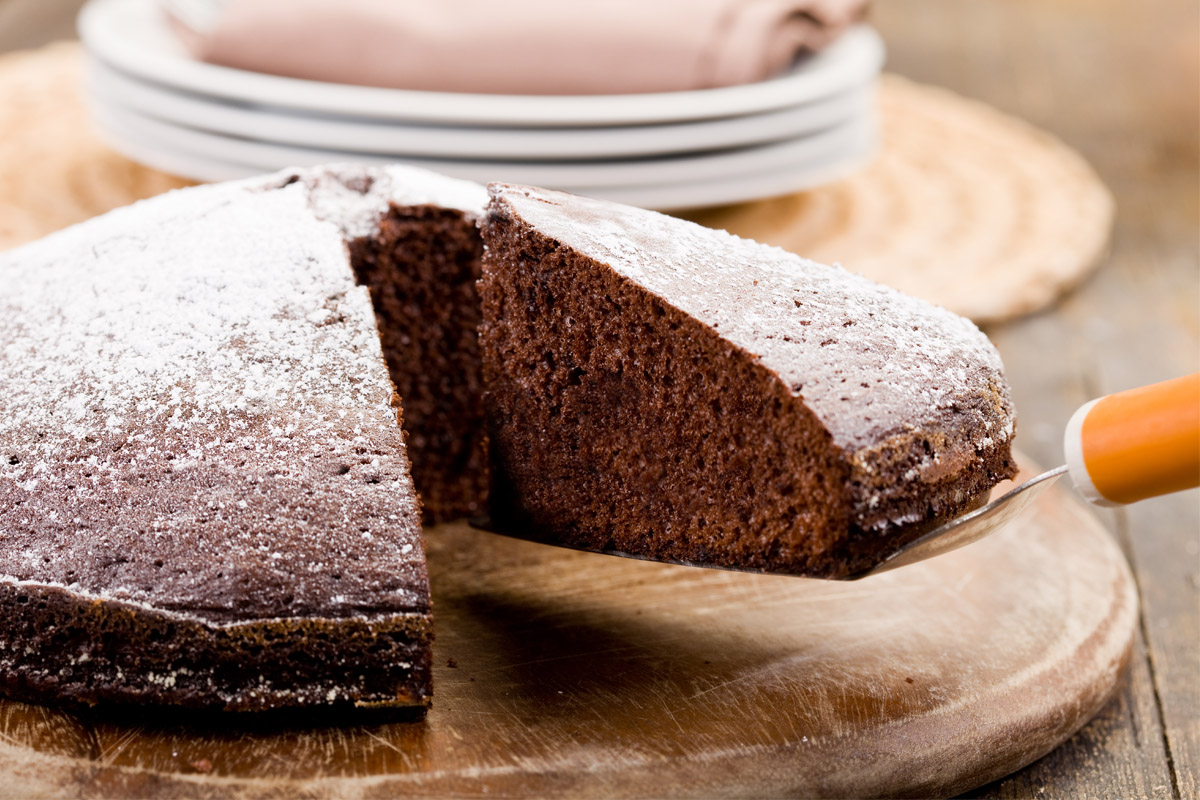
[0, 165, 484, 625]
[302, 162, 489, 237]
[488, 183, 1015, 456]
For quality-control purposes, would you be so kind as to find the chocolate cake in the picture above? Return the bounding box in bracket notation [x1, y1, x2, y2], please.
[479, 184, 1017, 579]
[0, 165, 486, 711]
[2, 163, 1017, 709]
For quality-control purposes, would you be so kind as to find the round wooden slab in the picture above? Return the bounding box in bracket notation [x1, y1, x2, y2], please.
[683, 75, 1115, 323]
[0, 461, 1136, 798]
[2, 47, 1112, 324]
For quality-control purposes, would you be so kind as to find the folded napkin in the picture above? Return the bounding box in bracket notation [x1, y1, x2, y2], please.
[167, 0, 868, 95]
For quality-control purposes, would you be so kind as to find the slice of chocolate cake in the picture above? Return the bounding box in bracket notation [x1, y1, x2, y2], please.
[0, 165, 485, 711]
[479, 184, 1017, 579]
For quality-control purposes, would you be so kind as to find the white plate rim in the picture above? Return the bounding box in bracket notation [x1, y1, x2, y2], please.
[91, 115, 875, 210]
[89, 99, 874, 188]
[78, 0, 885, 127]
[87, 58, 876, 160]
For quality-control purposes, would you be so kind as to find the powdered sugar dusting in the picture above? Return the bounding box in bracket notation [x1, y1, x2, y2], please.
[0, 166, 483, 624]
[490, 184, 1015, 457]
[294, 162, 488, 239]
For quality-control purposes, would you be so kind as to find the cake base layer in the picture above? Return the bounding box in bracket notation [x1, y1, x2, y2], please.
[0, 166, 491, 711]
[0, 582, 432, 712]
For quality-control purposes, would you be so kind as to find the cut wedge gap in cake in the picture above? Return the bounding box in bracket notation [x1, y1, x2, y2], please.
[345, 202, 487, 523]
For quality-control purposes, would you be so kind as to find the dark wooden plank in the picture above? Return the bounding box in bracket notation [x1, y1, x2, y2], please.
[873, 0, 1199, 797]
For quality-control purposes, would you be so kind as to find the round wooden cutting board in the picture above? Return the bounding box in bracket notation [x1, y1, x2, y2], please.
[0, 462, 1135, 798]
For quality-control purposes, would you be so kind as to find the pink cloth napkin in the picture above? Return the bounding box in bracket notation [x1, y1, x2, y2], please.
[169, 0, 868, 95]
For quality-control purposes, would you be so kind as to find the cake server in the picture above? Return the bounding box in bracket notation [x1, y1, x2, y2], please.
[857, 372, 1200, 577]
[477, 373, 1199, 579]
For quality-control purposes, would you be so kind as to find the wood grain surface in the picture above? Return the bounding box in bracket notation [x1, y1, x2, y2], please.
[0, 463, 1137, 799]
[0, 0, 1196, 797]
[867, 3, 1199, 798]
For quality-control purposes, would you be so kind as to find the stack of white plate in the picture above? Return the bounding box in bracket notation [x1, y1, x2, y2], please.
[79, 0, 885, 210]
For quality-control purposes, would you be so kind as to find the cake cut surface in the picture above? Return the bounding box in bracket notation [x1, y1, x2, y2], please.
[480, 184, 1017, 578]
[348, 205, 487, 522]
[0, 165, 486, 711]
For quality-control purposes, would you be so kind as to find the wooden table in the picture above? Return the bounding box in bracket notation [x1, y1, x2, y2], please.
[2, 0, 1197, 797]
[865, 4, 1198, 798]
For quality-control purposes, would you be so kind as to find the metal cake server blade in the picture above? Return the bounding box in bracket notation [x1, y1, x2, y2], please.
[472, 468, 1066, 581]
[856, 465, 1068, 577]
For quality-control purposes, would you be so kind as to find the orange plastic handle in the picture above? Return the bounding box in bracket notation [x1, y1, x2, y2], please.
[1064, 373, 1200, 506]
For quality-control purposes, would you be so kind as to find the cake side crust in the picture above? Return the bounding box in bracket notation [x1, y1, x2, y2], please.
[0, 579, 433, 712]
